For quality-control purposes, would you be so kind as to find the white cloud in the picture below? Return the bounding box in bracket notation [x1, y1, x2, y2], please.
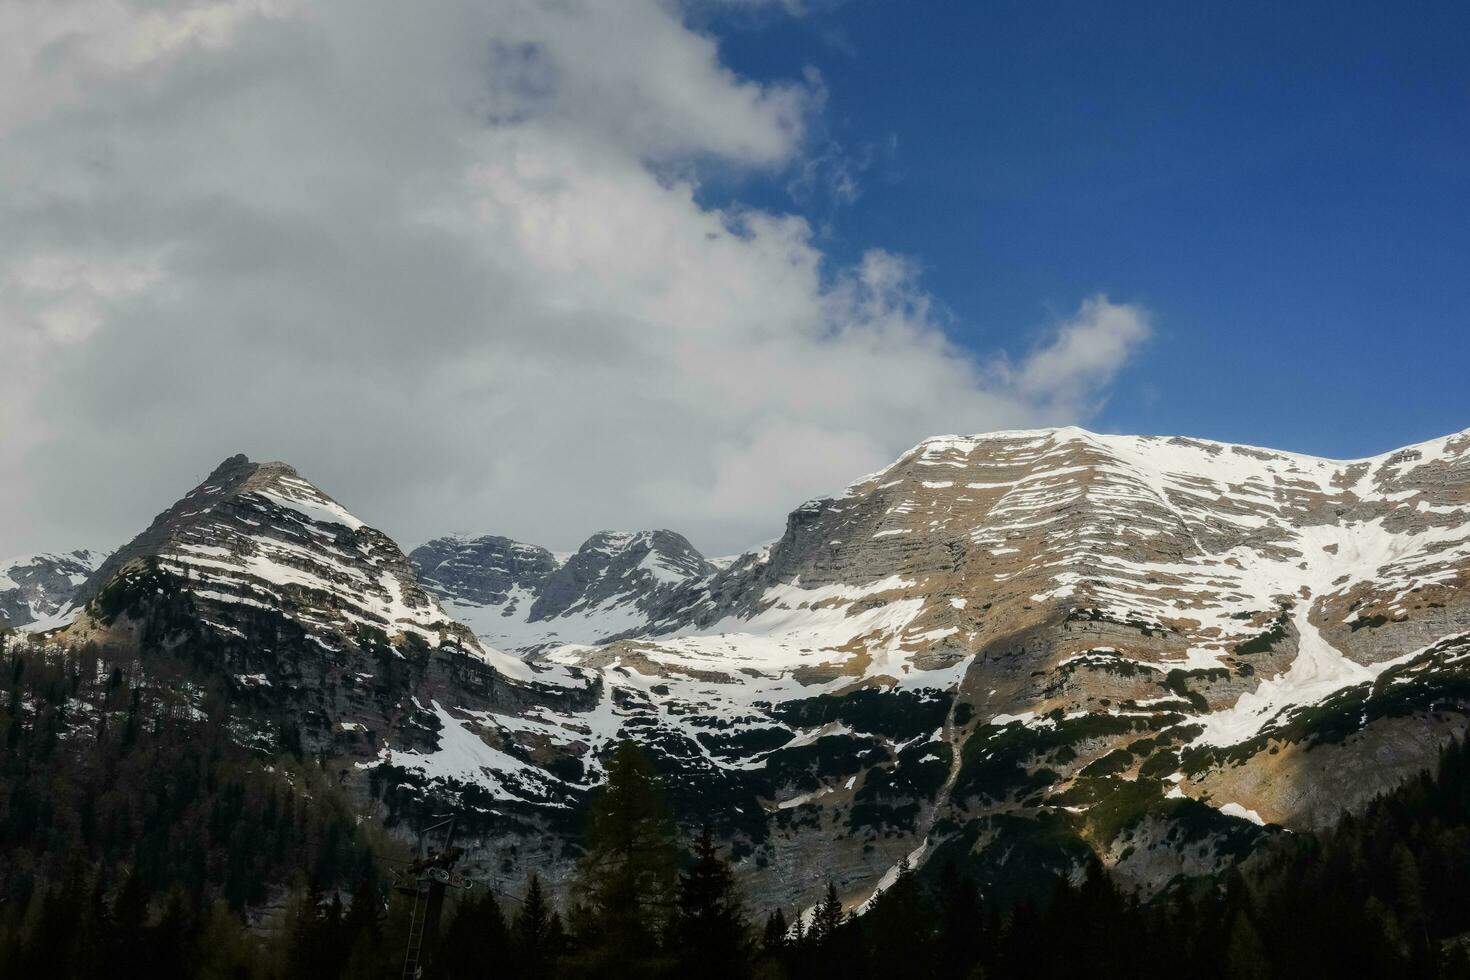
[1008, 294, 1153, 411]
[0, 0, 1150, 558]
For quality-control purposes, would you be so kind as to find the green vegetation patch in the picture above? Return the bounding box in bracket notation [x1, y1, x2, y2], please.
[919, 810, 1093, 910]
[1233, 605, 1292, 655]
[847, 800, 921, 833]
[857, 740, 953, 802]
[767, 687, 952, 741]
[953, 713, 1155, 803]
[1161, 668, 1228, 712]
[695, 726, 793, 759]
[1078, 748, 1134, 778]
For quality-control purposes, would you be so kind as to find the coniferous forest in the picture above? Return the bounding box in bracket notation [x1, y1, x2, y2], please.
[6, 635, 1470, 980]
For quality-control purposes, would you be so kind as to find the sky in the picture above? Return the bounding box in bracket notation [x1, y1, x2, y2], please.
[1, 0, 1466, 559]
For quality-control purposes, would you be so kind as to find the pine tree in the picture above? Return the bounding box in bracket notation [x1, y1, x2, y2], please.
[430, 891, 507, 980]
[761, 907, 789, 956]
[672, 825, 751, 979]
[865, 858, 933, 976]
[282, 884, 327, 980]
[1390, 841, 1431, 970]
[193, 901, 262, 980]
[570, 740, 678, 977]
[934, 860, 983, 978]
[150, 888, 193, 980]
[807, 883, 843, 947]
[544, 910, 568, 970]
[995, 899, 1042, 980]
[514, 873, 559, 980]
[73, 873, 110, 980]
[342, 876, 384, 946]
[112, 870, 151, 964]
[1224, 910, 1270, 980]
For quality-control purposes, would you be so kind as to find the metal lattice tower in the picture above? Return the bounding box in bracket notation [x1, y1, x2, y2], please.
[395, 817, 473, 979]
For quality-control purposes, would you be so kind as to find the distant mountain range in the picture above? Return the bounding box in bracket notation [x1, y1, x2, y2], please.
[409, 528, 717, 652]
[0, 549, 107, 629]
[5, 426, 1468, 911]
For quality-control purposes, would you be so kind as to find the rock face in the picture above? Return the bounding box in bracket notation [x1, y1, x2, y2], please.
[541, 426, 1470, 904]
[531, 529, 713, 623]
[0, 549, 106, 628]
[410, 534, 561, 633]
[411, 535, 561, 608]
[412, 528, 715, 652]
[38, 455, 595, 809]
[69, 454, 475, 653]
[20, 427, 1470, 915]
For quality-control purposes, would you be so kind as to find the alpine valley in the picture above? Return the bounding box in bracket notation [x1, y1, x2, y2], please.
[5, 425, 1470, 917]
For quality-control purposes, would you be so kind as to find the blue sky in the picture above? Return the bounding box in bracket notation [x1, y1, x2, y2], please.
[704, 0, 1470, 458]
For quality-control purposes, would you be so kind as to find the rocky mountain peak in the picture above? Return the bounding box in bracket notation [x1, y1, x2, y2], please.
[0, 549, 108, 628]
[62, 456, 491, 666]
[411, 526, 717, 652]
[529, 528, 713, 623]
[678, 425, 1470, 629]
[202, 451, 257, 483]
[410, 534, 560, 609]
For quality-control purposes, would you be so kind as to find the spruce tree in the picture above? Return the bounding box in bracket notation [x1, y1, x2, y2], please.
[514, 873, 559, 980]
[761, 907, 789, 956]
[807, 883, 843, 946]
[282, 884, 328, 980]
[342, 876, 383, 947]
[865, 858, 933, 977]
[672, 825, 751, 979]
[995, 899, 1042, 979]
[1224, 909, 1270, 980]
[430, 891, 507, 980]
[934, 860, 983, 977]
[112, 870, 150, 964]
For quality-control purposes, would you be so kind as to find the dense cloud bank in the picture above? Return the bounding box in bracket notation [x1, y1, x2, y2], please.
[0, 0, 1148, 555]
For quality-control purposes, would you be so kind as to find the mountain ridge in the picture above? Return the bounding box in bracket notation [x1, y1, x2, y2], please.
[7, 423, 1470, 913]
[411, 527, 716, 652]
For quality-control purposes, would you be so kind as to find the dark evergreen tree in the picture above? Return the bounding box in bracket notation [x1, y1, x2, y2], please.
[807, 882, 843, 947]
[672, 825, 751, 979]
[343, 876, 384, 945]
[568, 739, 678, 978]
[863, 858, 933, 978]
[283, 883, 331, 980]
[514, 873, 561, 980]
[1223, 909, 1270, 980]
[761, 907, 789, 957]
[342, 878, 389, 980]
[934, 860, 984, 978]
[995, 898, 1042, 980]
[431, 890, 507, 980]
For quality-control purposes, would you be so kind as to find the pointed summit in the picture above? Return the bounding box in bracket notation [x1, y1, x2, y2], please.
[411, 527, 716, 652]
[66, 456, 484, 663]
[530, 528, 713, 623]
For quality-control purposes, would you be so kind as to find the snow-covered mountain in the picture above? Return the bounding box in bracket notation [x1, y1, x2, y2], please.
[66, 454, 482, 654]
[15, 427, 1470, 912]
[626, 424, 1470, 746]
[411, 529, 714, 652]
[527, 425, 1470, 902]
[26, 454, 591, 794]
[0, 549, 107, 628]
